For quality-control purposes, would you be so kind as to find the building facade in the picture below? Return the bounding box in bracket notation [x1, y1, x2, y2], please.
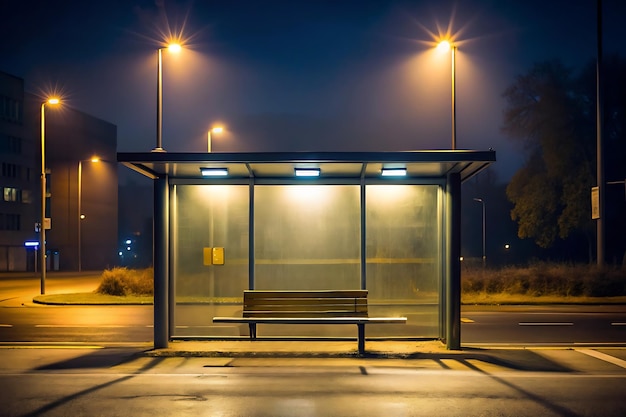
[0, 70, 118, 271]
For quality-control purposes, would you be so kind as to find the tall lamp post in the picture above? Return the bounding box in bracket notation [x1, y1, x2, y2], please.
[437, 40, 457, 150]
[207, 126, 223, 152]
[473, 198, 486, 268]
[152, 42, 181, 153]
[77, 157, 100, 272]
[40, 98, 60, 294]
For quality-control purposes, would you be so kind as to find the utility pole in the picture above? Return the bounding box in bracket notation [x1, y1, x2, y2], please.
[596, 0, 605, 266]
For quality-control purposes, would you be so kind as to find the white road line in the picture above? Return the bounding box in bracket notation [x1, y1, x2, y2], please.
[0, 345, 103, 349]
[35, 325, 129, 328]
[611, 322, 626, 326]
[0, 324, 13, 328]
[576, 349, 626, 370]
[518, 322, 574, 326]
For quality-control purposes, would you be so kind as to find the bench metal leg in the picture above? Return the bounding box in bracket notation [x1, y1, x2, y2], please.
[249, 323, 257, 340]
[357, 324, 365, 354]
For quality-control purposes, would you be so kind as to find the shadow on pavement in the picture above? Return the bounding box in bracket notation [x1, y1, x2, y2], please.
[33, 347, 147, 371]
[22, 352, 164, 417]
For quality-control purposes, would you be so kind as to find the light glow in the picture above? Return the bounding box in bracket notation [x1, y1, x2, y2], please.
[295, 168, 320, 177]
[436, 40, 452, 53]
[381, 168, 407, 177]
[47, 98, 60, 105]
[201, 167, 229, 177]
[212, 126, 224, 134]
[168, 43, 182, 53]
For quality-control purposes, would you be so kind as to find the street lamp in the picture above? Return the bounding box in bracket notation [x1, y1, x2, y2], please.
[77, 156, 100, 272]
[40, 97, 60, 294]
[473, 197, 486, 268]
[153, 42, 182, 153]
[437, 40, 457, 150]
[207, 126, 223, 152]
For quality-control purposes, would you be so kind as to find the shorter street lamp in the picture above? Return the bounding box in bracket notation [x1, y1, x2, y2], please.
[207, 126, 223, 153]
[473, 198, 486, 268]
[77, 156, 100, 272]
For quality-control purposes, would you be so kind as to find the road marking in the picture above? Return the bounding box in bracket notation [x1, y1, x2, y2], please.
[611, 322, 626, 326]
[461, 318, 474, 323]
[0, 343, 104, 349]
[35, 325, 129, 328]
[518, 322, 573, 326]
[576, 349, 626, 369]
[0, 324, 13, 328]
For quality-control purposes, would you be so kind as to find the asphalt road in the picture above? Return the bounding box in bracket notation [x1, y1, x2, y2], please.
[2, 274, 626, 416]
[0, 274, 625, 346]
[461, 305, 626, 347]
[1, 347, 626, 417]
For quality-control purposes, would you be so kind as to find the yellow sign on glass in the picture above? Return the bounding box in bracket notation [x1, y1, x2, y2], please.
[203, 247, 225, 265]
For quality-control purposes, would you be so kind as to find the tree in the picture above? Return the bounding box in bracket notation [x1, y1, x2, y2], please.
[502, 60, 596, 259]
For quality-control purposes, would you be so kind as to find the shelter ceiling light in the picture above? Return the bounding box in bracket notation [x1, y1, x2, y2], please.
[381, 168, 407, 177]
[200, 167, 229, 177]
[295, 168, 321, 177]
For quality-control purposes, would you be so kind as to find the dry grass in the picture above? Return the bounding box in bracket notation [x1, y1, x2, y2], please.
[462, 263, 626, 299]
[94, 263, 626, 304]
[96, 267, 154, 296]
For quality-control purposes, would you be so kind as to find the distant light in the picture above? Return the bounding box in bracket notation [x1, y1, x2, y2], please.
[125, 239, 132, 245]
[80, 214, 86, 220]
[118, 251, 123, 256]
[211, 127, 224, 134]
[295, 168, 320, 177]
[460, 256, 464, 261]
[437, 40, 452, 53]
[381, 168, 407, 177]
[127, 247, 131, 251]
[47, 97, 60, 105]
[90, 157, 100, 163]
[200, 167, 229, 177]
[168, 43, 182, 53]
[25, 241, 39, 247]
[504, 244, 510, 250]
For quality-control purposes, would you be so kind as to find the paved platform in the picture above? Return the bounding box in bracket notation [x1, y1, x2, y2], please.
[146, 339, 450, 358]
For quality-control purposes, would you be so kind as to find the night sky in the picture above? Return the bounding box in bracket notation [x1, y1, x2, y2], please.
[4, 0, 625, 182]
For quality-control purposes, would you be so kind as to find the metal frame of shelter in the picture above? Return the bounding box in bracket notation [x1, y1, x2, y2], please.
[118, 150, 495, 350]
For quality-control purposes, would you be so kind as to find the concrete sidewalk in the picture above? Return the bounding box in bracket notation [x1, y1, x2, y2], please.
[146, 339, 449, 358]
[143, 339, 592, 374]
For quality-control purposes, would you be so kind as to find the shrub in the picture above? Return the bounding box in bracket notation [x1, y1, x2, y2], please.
[461, 263, 626, 298]
[96, 267, 154, 296]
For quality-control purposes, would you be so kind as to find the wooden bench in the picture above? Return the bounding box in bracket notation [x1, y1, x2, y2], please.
[212, 290, 407, 354]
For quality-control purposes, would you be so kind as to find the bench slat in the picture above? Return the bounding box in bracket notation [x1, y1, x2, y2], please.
[244, 297, 367, 306]
[244, 305, 367, 313]
[213, 317, 406, 324]
[244, 290, 367, 299]
[243, 311, 369, 318]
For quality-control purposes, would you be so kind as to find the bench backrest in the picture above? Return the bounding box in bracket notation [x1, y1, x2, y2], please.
[243, 290, 368, 318]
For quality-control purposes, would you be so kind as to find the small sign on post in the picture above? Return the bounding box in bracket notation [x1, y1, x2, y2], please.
[591, 187, 600, 220]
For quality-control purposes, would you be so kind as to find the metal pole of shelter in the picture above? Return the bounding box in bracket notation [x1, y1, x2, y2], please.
[446, 173, 461, 349]
[154, 175, 169, 348]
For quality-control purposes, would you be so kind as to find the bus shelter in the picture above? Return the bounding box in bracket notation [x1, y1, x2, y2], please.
[118, 150, 495, 350]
